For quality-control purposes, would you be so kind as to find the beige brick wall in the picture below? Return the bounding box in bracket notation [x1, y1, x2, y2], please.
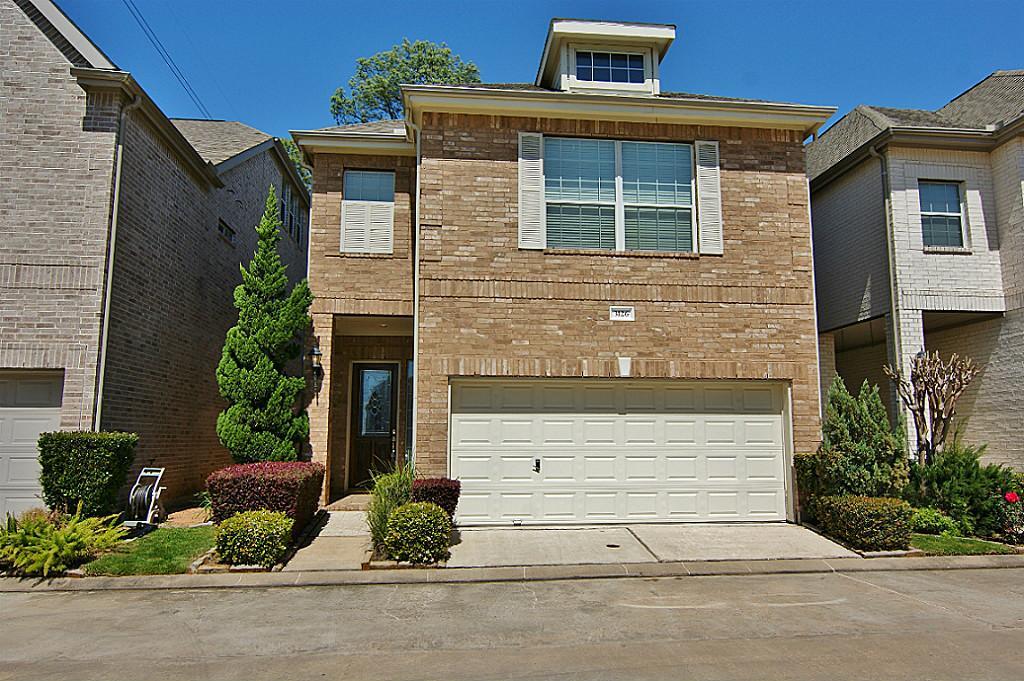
[413, 112, 823, 476]
[0, 0, 118, 430]
[308, 153, 415, 317]
[100, 110, 308, 502]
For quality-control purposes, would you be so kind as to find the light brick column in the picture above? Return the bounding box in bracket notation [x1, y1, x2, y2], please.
[888, 308, 925, 457]
[307, 313, 334, 504]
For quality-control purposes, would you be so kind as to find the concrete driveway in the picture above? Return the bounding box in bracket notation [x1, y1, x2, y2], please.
[447, 522, 856, 568]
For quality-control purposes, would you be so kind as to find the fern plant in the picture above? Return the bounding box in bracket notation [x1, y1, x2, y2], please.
[0, 503, 126, 576]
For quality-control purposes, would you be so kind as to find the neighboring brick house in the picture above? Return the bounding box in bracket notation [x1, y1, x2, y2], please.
[294, 19, 834, 524]
[807, 71, 1024, 468]
[0, 0, 309, 515]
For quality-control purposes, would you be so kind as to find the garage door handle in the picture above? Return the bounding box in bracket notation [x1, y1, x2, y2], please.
[533, 458, 541, 473]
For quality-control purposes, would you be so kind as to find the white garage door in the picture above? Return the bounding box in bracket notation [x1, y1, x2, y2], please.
[450, 379, 790, 525]
[0, 372, 63, 518]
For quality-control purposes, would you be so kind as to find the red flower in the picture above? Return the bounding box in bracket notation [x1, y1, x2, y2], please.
[1005, 492, 1020, 504]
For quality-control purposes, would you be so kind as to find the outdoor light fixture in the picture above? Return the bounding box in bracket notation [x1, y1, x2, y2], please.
[308, 345, 323, 379]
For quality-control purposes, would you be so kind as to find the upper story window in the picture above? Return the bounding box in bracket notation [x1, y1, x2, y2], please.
[575, 51, 645, 84]
[543, 137, 694, 252]
[341, 170, 395, 254]
[919, 181, 964, 248]
[217, 219, 236, 246]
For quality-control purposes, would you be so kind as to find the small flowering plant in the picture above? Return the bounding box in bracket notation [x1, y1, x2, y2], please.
[998, 490, 1024, 544]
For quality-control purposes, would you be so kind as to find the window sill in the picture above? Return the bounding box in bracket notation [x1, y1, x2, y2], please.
[543, 248, 702, 259]
[923, 246, 972, 255]
[327, 251, 398, 259]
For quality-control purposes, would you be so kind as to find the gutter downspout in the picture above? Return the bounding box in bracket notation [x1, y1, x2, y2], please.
[870, 143, 911, 456]
[407, 120, 422, 469]
[93, 94, 142, 430]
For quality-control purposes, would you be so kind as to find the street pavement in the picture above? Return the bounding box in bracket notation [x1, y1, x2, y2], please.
[2, 567, 1023, 680]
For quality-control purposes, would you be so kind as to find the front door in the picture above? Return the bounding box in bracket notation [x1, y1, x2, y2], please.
[349, 363, 398, 488]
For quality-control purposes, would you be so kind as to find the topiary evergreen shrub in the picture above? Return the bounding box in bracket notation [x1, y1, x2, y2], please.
[37, 431, 138, 516]
[216, 186, 313, 463]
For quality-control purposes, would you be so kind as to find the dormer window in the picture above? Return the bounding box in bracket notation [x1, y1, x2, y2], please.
[575, 51, 645, 84]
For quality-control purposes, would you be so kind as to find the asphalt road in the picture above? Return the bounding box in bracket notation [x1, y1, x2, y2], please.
[3, 568, 1024, 680]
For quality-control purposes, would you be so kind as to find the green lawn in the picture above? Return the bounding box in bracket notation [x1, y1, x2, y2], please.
[83, 525, 216, 576]
[911, 533, 1015, 556]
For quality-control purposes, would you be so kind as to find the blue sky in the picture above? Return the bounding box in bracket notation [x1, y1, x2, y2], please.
[61, 0, 1023, 139]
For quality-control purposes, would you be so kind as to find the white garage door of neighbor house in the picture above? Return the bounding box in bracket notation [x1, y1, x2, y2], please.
[450, 379, 790, 525]
[0, 372, 63, 518]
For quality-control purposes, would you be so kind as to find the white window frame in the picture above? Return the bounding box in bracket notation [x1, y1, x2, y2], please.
[564, 43, 656, 95]
[340, 169, 395, 255]
[918, 179, 968, 250]
[543, 137, 697, 253]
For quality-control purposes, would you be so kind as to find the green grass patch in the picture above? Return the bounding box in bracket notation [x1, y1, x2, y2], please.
[910, 533, 1015, 556]
[83, 525, 216, 576]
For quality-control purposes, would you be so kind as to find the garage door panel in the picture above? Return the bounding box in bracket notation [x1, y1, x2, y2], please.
[0, 372, 63, 518]
[450, 379, 789, 524]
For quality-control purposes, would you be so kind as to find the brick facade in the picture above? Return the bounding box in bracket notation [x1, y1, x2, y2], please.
[1, 0, 308, 503]
[412, 112, 823, 474]
[0, 1, 118, 430]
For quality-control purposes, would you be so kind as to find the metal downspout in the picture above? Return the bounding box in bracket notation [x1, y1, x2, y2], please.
[408, 121, 422, 469]
[93, 94, 142, 430]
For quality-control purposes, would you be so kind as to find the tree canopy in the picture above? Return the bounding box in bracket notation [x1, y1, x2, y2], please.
[281, 139, 311, 191]
[330, 39, 480, 124]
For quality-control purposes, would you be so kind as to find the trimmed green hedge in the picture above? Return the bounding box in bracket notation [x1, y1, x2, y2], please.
[38, 431, 138, 516]
[216, 510, 293, 568]
[812, 495, 912, 552]
[384, 502, 451, 564]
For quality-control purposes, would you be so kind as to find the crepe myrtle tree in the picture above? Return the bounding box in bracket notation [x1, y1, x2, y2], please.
[216, 186, 313, 463]
[883, 351, 980, 466]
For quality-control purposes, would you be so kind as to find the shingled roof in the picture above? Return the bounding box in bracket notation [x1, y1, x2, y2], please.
[315, 119, 407, 134]
[807, 70, 1024, 181]
[170, 119, 273, 165]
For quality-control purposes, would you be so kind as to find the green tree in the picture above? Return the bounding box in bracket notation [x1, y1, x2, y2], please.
[281, 139, 311, 192]
[818, 377, 909, 497]
[330, 39, 480, 124]
[216, 187, 313, 463]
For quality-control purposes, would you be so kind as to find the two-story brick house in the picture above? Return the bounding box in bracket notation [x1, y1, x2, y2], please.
[0, 0, 309, 515]
[808, 71, 1024, 469]
[294, 19, 834, 524]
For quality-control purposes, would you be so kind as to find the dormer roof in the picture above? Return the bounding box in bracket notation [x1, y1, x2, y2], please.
[535, 19, 676, 90]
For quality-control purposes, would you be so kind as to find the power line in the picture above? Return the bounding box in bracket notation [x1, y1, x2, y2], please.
[120, 0, 213, 119]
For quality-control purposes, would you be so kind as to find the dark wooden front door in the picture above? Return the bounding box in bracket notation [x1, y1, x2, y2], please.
[349, 363, 398, 488]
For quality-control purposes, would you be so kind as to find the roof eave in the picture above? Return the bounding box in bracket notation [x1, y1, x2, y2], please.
[810, 126, 999, 191]
[402, 85, 835, 136]
[216, 138, 310, 206]
[70, 67, 223, 188]
[290, 129, 416, 162]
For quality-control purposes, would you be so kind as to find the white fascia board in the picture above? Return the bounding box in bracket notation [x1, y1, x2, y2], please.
[404, 86, 836, 135]
[290, 130, 416, 158]
[29, 0, 117, 69]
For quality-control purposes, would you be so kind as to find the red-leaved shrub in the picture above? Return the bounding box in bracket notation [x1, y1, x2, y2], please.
[207, 462, 324, 536]
[410, 478, 461, 519]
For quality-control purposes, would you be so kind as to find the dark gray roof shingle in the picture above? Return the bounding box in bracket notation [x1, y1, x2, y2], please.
[170, 119, 273, 165]
[807, 70, 1024, 181]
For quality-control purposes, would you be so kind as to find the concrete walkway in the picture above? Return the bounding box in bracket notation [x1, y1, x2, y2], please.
[282, 511, 369, 572]
[448, 522, 856, 568]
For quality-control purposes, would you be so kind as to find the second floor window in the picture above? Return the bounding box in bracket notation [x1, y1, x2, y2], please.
[341, 170, 395, 254]
[544, 137, 694, 252]
[575, 51, 645, 84]
[919, 181, 964, 248]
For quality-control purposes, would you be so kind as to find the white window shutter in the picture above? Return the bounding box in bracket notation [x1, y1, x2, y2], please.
[367, 202, 394, 253]
[340, 200, 393, 254]
[695, 140, 724, 255]
[518, 132, 546, 249]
